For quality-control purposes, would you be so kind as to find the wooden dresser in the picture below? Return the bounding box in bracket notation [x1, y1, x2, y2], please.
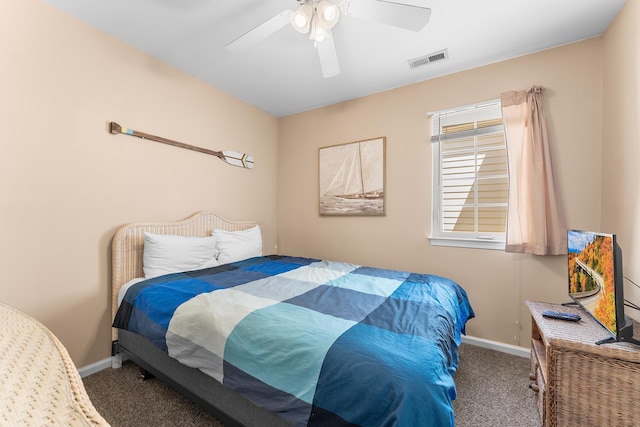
[526, 301, 640, 426]
[0, 302, 109, 426]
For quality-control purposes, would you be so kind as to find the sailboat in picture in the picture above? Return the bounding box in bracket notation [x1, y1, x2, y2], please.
[319, 137, 385, 215]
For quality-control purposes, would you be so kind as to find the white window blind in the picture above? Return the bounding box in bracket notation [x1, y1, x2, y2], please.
[429, 100, 507, 250]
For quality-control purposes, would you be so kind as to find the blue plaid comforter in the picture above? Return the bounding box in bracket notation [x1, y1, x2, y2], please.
[114, 255, 474, 426]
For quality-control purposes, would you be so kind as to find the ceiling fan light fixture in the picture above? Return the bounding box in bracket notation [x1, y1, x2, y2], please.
[290, 4, 312, 33]
[317, 1, 340, 29]
[311, 22, 329, 43]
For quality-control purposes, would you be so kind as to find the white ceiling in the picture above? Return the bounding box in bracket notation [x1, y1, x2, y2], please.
[42, 0, 626, 117]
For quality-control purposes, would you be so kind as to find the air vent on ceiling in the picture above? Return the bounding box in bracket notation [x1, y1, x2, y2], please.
[407, 49, 449, 70]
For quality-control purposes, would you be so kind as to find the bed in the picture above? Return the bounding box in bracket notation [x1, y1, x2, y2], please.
[111, 211, 474, 427]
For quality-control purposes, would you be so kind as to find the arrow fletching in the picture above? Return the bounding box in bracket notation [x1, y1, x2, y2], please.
[221, 151, 255, 169]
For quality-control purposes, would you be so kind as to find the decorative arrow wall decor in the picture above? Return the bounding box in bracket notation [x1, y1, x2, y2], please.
[108, 122, 254, 169]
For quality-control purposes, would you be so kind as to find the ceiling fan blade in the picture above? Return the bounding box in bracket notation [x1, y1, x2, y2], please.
[343, 0, 431, 32]
[226, 10, 293, 52]
[317, 33, 340, 78]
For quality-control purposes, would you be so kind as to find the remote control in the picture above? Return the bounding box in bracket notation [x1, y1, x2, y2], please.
[542, 310, 581, 322]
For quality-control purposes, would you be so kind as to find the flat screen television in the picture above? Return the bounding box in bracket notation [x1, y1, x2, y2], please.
[567, 229, 639, 346]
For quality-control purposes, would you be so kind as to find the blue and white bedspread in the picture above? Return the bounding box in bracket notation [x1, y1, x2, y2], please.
[114, 255, 474, 426]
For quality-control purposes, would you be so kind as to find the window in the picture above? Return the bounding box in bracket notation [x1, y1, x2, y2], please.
[428, 100, 508, 250]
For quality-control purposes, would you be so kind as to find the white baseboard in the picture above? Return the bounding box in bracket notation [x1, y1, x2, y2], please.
[461, 335, 530, 358]
[78, 357, 112, 378]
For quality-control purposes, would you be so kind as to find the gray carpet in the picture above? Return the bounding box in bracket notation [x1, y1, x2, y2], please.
[452, 344, 541, 427]
[83, 343, 541, 426]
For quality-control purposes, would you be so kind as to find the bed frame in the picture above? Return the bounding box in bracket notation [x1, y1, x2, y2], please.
[111, 211, 288, 427]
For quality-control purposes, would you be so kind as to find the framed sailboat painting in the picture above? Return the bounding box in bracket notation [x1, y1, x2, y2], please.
[319, 137, 386, 216]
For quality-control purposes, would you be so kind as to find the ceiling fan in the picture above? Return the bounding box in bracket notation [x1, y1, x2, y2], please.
[226, 0, 432, 78]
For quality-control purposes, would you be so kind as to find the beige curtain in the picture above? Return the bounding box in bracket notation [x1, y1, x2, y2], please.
[500, 86, 567, 255]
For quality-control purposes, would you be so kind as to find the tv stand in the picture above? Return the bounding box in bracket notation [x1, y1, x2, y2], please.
[526, 301, 640, 427]
[596, 318, 640, 346]
[596, 336, 640, 346]
[560, 301, 579, 307]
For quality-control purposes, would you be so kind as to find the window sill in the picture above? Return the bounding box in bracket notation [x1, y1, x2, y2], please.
[428, 236, 506, 251]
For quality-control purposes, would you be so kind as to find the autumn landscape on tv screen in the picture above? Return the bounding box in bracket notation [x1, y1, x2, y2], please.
[568, 231, 616, 334]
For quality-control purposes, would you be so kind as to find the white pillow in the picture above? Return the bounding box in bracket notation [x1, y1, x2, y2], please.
[213, 226, 263, 264]
[143, 232, 220, 279]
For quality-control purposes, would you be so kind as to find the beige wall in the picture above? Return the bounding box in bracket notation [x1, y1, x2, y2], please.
[602, 0, 640, 322]
[3, 0, 635, 368]
[0, 0, 278, 367]
[278, 38, 605, 347]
